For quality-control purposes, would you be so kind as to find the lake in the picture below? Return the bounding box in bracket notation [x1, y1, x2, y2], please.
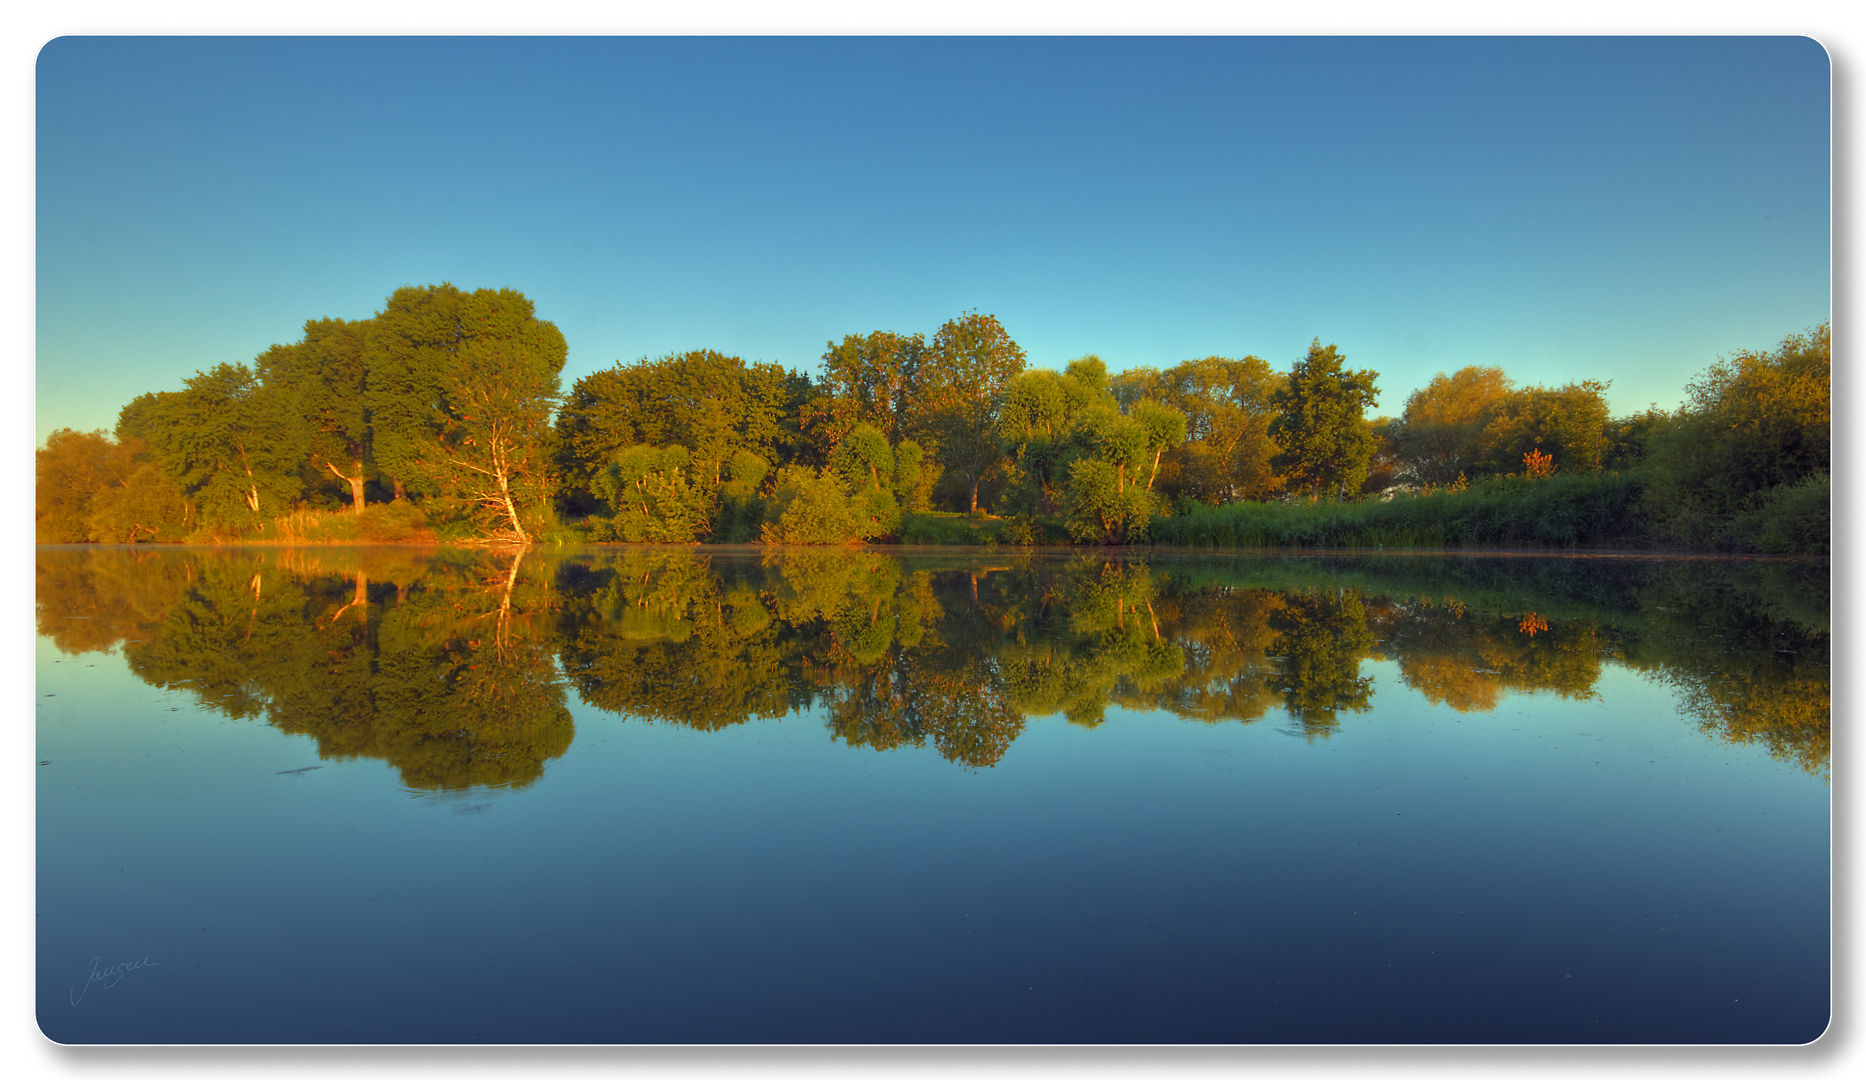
[34, 545, 1830, 1044]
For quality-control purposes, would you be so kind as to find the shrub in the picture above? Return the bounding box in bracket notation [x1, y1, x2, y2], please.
[355, 501, 436, 543]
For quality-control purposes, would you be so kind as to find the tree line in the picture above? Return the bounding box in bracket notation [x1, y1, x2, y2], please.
[34, 283, 1830, 553]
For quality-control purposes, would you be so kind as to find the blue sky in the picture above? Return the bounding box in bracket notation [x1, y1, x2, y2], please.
[34, 35, 1830, 444]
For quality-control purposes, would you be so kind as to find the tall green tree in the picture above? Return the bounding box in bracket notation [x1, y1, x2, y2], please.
[810, 330, 926, 450]
[1117, 355, 1284, 504]
[356, 286, 567, 540]
[1268, 340, 1380, 500]
[406, 299, 566, 544]
[998, 365, 1103, 514]
[255, 317, 373, 512]
[364, 283, 475, 501]
[118, 363, 309, 534]
[921, 311, 1028, 513]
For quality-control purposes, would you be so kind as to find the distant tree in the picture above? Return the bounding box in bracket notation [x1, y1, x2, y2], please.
[1472, 380, 1612, 477]
[1390, 368, 1610, 486]
[1268, 340, 1380, 500]
[1391, 366, 1510, 487]
[1601, 405, 1675, 472]
[921, 311, 1028, 513]
[35, 429, 141, 543]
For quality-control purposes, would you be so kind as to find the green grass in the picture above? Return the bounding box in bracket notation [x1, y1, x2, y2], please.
[1149, 472, 1649, 551]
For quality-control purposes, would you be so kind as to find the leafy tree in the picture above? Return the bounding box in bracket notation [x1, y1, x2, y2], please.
[920, 311, 1028, 513]
[1391, 368, 1611, 486]
[407, 322, 564, 543]
[594, 445, 713, 542]
[85, 462, 190, 543]
[1268, 340, 1380, 500]
[1472, 380, 1612, 477]
[1601, 405, 1675, 472]
[255, 317, 373, 512]
[999, 366, 1103, 514]
[892, 440, 926, 512]
[810, 330, 926, 450]
[1361, 416, 1405, 496]
[554, 349, 796, 502]
[760, 441, 901, 546]
[712, 449, 773, 542]
[1391, 366, 1510, 486]
[364, 283, 474, 501]
[1059, 401, 1187, 544]
[118, 363, 309, 534]
[1641, 323, 1830, 548]
[1116, 356, 1284, 504]
[35, 429, 142, 543]
[830, 423, 895, 496]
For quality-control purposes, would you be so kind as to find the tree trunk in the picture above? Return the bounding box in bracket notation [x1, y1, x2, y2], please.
[968, 474, 979, 514]
[349, 473, 367, 513]
[498, 472, 530, 544]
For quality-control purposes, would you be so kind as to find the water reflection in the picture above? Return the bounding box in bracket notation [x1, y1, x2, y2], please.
[36, 547, 1830, 787]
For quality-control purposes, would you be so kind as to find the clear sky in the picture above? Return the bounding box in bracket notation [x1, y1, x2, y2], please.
[34, 35, 1830, 445]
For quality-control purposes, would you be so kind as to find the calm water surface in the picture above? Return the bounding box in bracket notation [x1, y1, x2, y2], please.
[35, 546, 1829, 1043]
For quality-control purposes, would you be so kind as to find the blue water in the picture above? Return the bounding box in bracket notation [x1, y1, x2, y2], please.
[35, 551, 1830, 1043]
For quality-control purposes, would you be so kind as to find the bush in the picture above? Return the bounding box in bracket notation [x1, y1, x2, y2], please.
[1734, 473, 1829, 555]
[760, 466, 896, 545]
[355, 501, 436, 543]
[1148, 472, 1648, 550]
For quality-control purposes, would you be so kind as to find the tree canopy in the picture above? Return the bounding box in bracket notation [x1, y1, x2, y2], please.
[1268, 340, 1380, 500]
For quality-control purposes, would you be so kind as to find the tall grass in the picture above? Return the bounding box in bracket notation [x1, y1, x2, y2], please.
[1148, 472, 1648, 550]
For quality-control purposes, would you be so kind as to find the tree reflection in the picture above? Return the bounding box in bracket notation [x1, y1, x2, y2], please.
[39, 547, 573, 791]
[36, 547, 1830, 783]
[1379, 599, 1602, 713]
[1266, 589, 1375, 737]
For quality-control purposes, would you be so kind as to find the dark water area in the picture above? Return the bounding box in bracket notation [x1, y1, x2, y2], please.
[35, 545, 1829, 1044]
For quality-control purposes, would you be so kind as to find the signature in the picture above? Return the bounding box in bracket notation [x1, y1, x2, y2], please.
[70, 955, 156, 1005]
